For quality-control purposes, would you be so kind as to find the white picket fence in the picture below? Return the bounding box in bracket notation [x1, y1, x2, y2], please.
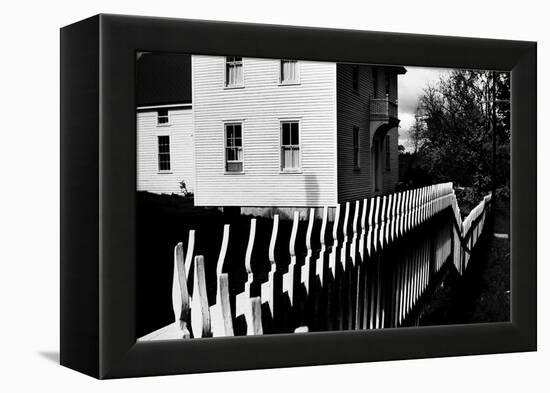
[139, 182, 492, 340]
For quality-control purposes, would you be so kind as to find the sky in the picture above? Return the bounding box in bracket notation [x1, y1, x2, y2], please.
[397, 66, 452, 151]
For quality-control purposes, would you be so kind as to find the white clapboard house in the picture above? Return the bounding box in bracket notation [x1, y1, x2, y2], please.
[136, 53, 195, 195]
[137, 53, 406, 209]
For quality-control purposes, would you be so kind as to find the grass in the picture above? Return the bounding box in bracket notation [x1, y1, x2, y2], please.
[419, 198, 510, 325]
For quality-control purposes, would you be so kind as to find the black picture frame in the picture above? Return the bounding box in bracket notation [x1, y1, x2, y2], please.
[60, 14, 536, 379]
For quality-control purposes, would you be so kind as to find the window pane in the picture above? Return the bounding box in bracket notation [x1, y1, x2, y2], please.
[226, 125, 233, 142]
[281, 60, 298, 82]
[236, 64, 243, 85]
[283, 147, 291, 169]
[226, 148, 234, 161]
[291, 122, 299, 145]
[226, 57, 243, 86]
[282, 123, 290, 145]
[158, 136, 171, 171]
[234, 124, 242, 138]
[227, 162, 242, 172]
[291, 147, 299, 168]
[226, 63, 231, 85]
[225, 123, 243, 171]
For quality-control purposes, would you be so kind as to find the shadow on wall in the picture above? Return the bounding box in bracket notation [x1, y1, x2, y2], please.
[304, 173, 319, 208]
[241, 173, 324, 220]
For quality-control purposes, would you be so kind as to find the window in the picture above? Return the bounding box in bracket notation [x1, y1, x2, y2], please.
[353, 126, 360, 169]
[352, 66, 359, 92]
[157, 135, 171, 172]
[281, 121, 300, 171]
[157, 109, 169, 125]
[385, 134, 391, 171]
[225, 56, 243, 87]
[225, 123, 243, 172]
[385, 70, 391, 97]
[372, 68, 379, 98]
[280, 60, 299, 83]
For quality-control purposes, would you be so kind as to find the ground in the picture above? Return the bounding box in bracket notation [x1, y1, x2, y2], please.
[419, 198, 510, 325]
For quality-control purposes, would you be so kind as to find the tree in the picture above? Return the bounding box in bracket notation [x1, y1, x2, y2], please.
[405, 70, 510, 197]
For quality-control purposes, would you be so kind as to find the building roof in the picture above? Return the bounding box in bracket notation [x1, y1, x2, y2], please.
[136, 53, 192, 107]
[393, 66, 407, 75]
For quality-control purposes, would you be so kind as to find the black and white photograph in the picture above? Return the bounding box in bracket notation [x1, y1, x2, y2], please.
[1, 0, 543, 388]
[135, 52, 511, 340]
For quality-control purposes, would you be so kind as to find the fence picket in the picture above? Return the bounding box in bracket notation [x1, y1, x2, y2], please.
[261, 214, 279, 321]
[210, 224, 234, 337]
[236, 218, 260, 335]
[190, 255, 212, 338]
[172, 242, 191, 338]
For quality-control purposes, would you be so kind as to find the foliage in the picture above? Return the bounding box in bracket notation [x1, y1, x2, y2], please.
[402, 70, 510, 197]
[179, 180, 194, 198]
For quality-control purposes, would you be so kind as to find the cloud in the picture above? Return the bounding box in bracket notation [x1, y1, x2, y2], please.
[398, 66, 452, 151]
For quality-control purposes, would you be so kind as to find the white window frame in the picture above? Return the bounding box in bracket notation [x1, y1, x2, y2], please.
[157, 109, 170, 126]
[279, 59, 300, 85]
[224, 122, 244, 174]
[225, 56, 244, 88]
[280, 120, 302, 172]
[157, 135, 172, 173]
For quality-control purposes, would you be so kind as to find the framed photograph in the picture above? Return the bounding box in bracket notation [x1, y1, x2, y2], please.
[60, 14, 536, 379]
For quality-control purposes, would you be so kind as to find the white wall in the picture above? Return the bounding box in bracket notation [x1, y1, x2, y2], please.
[192, 55, 337, 207]
[136, 107, 195, 194]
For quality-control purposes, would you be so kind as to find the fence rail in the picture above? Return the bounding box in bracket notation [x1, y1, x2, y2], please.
[139, 183, 492, 340]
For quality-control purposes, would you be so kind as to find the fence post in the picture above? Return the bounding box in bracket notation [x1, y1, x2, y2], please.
[261, 214, 279, 324]
[190, 255, 212, 338]
[172, 242, 191, 338]
[315, 207, 329, 285]
[359, 199, 368, 261]
[236, 218, 262, 335]
[301, 208, 316, 294]
[184, 230, 195, 279]
[210, 224, 234, 337]
[283, 211, 300, 308]
[328, 204, 341, 279]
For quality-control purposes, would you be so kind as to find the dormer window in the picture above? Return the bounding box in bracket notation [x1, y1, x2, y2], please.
[280, 60, 299, 84]
[157, 109, 169, 125]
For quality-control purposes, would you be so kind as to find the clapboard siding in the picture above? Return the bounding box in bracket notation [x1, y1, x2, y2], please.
[193, 56, 337, 207]
[381, 127, 399, 194]
[336, 64, 375, 202]
[337, 64, 400, 201]
[136, 108, 195, 194]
